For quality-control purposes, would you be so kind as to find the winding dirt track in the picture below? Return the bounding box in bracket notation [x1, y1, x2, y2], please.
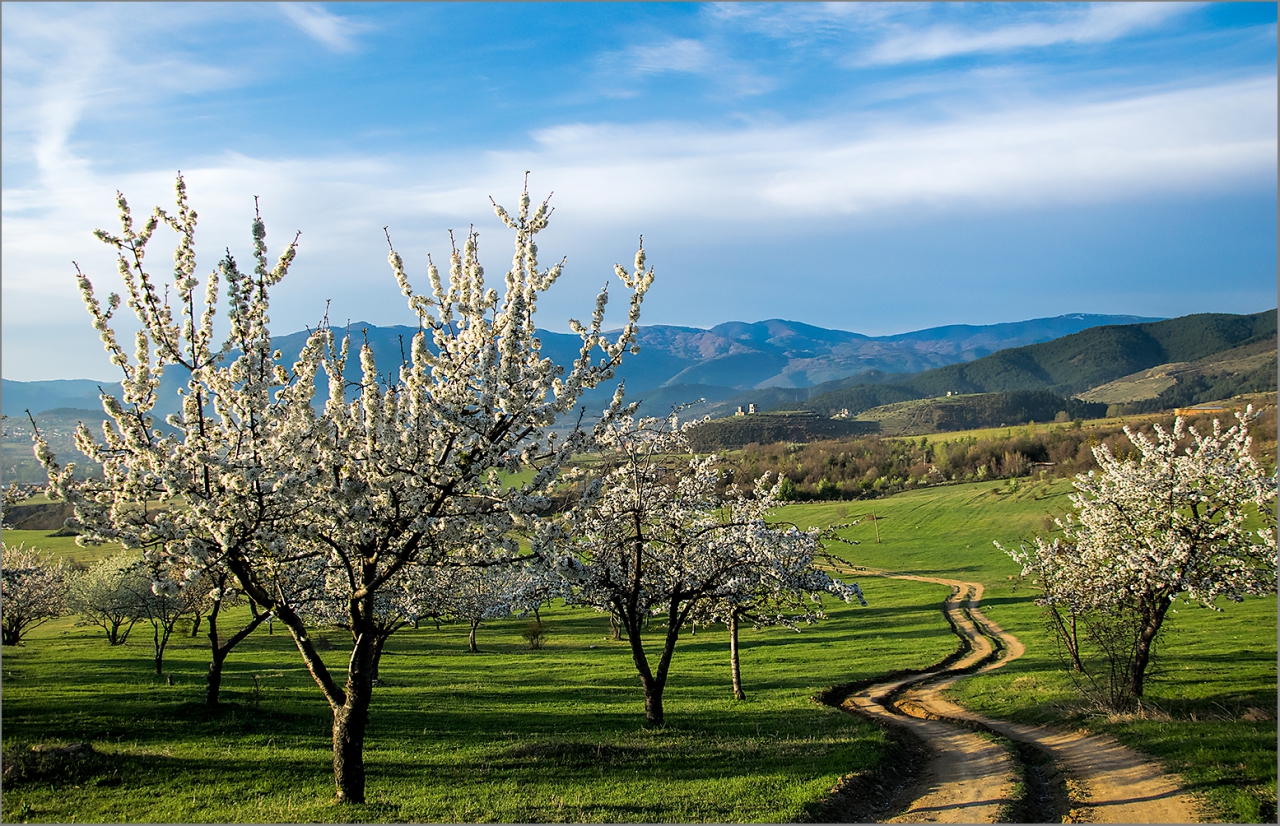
[837, 570, 1201, 823]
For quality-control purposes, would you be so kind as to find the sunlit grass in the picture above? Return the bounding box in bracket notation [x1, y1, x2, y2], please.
[1, 578, 954, 822]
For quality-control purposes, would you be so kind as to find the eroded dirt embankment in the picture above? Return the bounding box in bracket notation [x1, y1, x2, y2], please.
[817, 570, 1200, 824]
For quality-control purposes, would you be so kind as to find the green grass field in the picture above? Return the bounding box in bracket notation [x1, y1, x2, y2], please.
[3, 477, 1273, 822]
[2, 529, 128, 567]
[1, 578, 954, 822]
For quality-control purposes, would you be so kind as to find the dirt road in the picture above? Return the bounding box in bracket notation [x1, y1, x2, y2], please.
[828, 570, 1201, 823]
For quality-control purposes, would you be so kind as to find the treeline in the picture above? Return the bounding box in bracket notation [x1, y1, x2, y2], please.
[716, 408, 1276, 501]
[867, 390, 1106, 434]
[686, 413, 874, 452]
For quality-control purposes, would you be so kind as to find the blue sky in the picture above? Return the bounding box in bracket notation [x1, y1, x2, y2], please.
[2, 2, 1276, 381]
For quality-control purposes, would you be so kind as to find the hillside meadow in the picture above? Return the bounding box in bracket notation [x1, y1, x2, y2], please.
[3, 478, 1274, 822]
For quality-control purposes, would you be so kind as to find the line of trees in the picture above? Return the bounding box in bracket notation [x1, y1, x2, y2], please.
[717, 409, 1276, 501]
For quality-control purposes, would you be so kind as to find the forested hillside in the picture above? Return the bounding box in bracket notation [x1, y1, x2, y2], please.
[797, 310, 1276, 417]
[854, 391, 1107, 436]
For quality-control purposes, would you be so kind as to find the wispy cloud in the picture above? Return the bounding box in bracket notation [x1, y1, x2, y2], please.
[861, 3, 1197, 65]
[631, 38, 712, 75]
[278, 3, 372, 54]
[596, 35, 776, 97]
[1, 4, 242, 194]
[711, 3, 1199, 66]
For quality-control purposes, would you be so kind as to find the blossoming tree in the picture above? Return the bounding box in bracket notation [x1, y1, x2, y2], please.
[1, 543, 70, 645]
[416, 557, 534, 652]
[553, 412, 861, 724]
[694, 527, 865, 701]
[1001, 410, 1276, 708]
[68, 552, 150, 645]
[33, 175, 326, 704]
[38, 174, 652, 803]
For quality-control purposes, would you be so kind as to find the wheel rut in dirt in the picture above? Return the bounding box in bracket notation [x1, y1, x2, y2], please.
[817, 568, 1201, 824]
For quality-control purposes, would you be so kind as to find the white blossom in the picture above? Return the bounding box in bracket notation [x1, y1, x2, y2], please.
[1, 543, 70, 646]
[999, 409, 1276, 706]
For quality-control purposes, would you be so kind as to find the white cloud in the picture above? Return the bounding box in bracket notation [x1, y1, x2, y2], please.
[278, 3, 371, 54]
[491, 76, 1277, 223]
[596, 35, 776, 97]
[710, 3, 1199, 65]
[860, 3, 1197, 65]
[631, 38, 712, 74]
[5, 75, 1272, 344]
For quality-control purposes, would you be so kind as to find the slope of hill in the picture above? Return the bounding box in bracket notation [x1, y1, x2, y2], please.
[798, 310, 1276, 418]
[685, 411, 876, 452]
[1077, 336, 1277, 405]
[3, 407, 111, 483]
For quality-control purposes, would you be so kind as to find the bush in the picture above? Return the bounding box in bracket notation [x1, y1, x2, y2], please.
[521, 620, 546, 650]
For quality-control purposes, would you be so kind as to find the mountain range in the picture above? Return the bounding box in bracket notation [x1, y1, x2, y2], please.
[1, 312, 1157, 419]
[5, 310, 1274, 483]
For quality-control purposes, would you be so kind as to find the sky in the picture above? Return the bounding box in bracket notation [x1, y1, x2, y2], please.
[2, 2, 1276, 382]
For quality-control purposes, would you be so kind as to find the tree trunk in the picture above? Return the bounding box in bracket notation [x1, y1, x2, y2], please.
[107, 618, 136, 645]
[204, 599, 269, 706]
[1066, 612, 1083, 672]
[153, 621, 170, 675]
[728, 610, 745, 701]
[468, 621, 479, 653]
[1129, 598, 1170, 699]
[371, 634, 388, 681]
[332, 631, 377, 804]
[643, 681, 665, 726]
[207, 650, 227, 705]
[1048, 604, 1084, 672]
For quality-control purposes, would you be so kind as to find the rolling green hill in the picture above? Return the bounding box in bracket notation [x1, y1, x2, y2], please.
[1077, 335, 1277, 413]
[798, 310, 1276, 418]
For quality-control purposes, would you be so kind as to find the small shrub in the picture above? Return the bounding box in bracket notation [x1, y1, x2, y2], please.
[521, 620, 546, 650]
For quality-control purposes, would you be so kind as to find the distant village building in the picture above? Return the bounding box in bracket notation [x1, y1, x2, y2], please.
[735, 406, 745, 417]
[747, 403, 758, 414]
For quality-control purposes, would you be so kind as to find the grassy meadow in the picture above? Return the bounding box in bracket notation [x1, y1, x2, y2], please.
[2, 477, 1274, 822]
[1, 573, 954, 822]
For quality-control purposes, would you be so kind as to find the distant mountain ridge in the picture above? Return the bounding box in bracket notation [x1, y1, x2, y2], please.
[2, 313, 1158, 418]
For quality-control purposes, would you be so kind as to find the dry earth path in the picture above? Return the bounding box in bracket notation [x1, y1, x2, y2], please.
[831, 568, 1201, 823]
